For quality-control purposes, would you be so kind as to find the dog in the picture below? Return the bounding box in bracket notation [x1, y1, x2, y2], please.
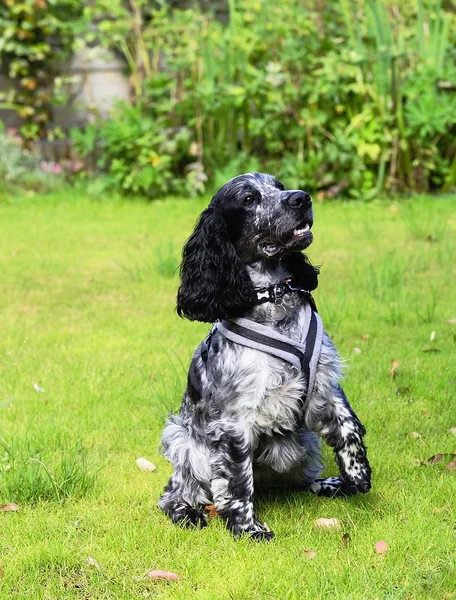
[159, 172, 371, 540]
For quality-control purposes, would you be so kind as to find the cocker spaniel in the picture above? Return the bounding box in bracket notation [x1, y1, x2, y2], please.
[159, 172, 371, 540]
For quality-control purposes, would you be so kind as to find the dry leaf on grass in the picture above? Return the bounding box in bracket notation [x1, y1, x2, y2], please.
[147, 570, 181, 581]
[374, 540, 388, 554]
[0, 566, 4, 578]
[432, 505, 451, 514]
[445, 461, 456, 472]
[204, 505, 219, 518]
[86, 557, 100, 569]
[446, 318, 456, 325]
[303, 549, 317, 559]
[0, 503, 20, 512]
[136, 458, 156, 472]
[313, 518, 341, 530]
[427, 453, 456, 465]
[450, 428, 456, 436]
[407, 431, 423, 439]
[353, 347, 362, 354]
[341, 533, 351, 548]
[429, 331, 436, 342]
[389, 360, 400, 378]
[361, 334, 370, 341]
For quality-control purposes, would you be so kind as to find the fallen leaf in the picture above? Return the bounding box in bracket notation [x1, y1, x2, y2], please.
[407, 431, 423, 439]
[427, 454, 444, 464]
[445, 461, 456, 472]
[427, 453, 456, 465]
[341, 533, 351, 548]
[303, 549, 317, 559]
[204, 505, 218, 519]
[429, 331, 436, 342]
[86, 557, 100, 568]
[450, 427, 456, 436]
[389, 360, 400, 378]
[446, 318, 456, 325]
[0, 503, 20, 512]
[147, 570, 180, 581]
[136, 458, 156, 472]
[353, 347, 362, 354]
[361, 334, 370, 341]
[396, 386, 411, 396]
[313, 517, 341, 530]
[432, 505, 451, 514]
[33, 383, 45, 393]
[423, 348, 440, 353]
[374, 540, 388, 554]
[0, 566, 4, 578]
[389, 205, 399, 214]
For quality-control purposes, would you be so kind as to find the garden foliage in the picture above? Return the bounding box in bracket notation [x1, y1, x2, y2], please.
[1, 0, 456, 198]
[0, 0, 81, 142]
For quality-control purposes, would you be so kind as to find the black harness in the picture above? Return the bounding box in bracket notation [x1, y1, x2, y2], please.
[200, 279, 322, 404]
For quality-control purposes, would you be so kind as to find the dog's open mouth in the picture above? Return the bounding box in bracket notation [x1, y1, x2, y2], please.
[291, 222, 311, 240]
[260, 220, 313, 256]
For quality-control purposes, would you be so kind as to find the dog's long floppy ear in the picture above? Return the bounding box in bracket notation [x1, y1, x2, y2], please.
[282, 252, 320, 292]
[177, 204, 256, 322]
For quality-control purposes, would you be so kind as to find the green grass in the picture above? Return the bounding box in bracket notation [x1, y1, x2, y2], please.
[0, 192, 455, 599]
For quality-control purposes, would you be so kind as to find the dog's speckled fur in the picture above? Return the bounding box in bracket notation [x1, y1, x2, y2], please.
[159, 173, 371, 540]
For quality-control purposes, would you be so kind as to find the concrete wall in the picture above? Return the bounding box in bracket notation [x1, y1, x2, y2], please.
[0, 47, 131, 132]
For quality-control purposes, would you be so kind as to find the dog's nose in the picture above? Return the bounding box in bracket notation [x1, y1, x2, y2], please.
[287, 191, 312, 208]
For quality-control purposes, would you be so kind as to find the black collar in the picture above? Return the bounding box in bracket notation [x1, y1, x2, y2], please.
[254, 278, 318, 311]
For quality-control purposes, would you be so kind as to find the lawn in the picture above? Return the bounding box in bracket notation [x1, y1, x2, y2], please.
[0, 191, 455, 600]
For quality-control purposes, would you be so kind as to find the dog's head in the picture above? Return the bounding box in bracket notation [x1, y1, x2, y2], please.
[177, 173, 317, 322]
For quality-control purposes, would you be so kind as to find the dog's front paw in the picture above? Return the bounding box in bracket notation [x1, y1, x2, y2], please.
[228, 518, 275, 541]
[171, 505, 208, 528]
[340, 462, 371, 494]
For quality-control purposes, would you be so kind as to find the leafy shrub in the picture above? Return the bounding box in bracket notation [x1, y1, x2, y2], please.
[73, 0, 456, 198]
[71, 102, 197, 198]
[0, 127, 63, 197]
[0, 0, 81, 142]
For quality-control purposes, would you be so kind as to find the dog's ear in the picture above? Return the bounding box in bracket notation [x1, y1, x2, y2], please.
[283, 252, 320, 291]
[177, 204, 256, 322]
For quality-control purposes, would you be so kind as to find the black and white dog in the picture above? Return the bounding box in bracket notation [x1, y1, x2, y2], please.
[159, 173, 371, 540]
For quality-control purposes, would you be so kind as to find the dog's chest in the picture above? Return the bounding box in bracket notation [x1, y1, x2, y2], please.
[224, 349, 306, 435]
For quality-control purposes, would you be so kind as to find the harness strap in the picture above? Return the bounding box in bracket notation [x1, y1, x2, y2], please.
[200, 302, 323, 401]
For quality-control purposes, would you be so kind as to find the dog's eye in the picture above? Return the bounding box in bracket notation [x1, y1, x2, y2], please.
[244, 195, 255, 206]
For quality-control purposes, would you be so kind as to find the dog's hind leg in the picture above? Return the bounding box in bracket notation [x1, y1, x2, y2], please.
[209, 425, 274, 541]
[158, 413, 211, 528]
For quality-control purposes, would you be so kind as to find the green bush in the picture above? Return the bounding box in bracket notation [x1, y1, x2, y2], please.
[2, 0, 455, 197]
[72, 0, 456, 198]
[0, 127, 63, 197]
[71, 102, 197, 198]
[0, 0, 81, 142]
